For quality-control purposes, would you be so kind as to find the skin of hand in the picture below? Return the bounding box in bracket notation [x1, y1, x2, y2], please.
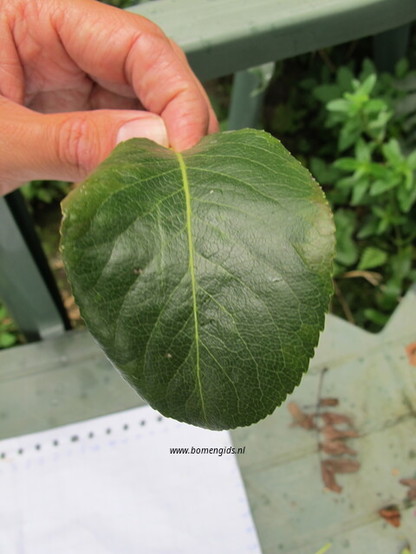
[0, 0, 218, 195]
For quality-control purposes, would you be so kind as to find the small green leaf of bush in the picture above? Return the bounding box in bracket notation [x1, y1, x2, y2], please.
[358, 247, 387, 270]
[0, 332, 18, 348]
[333, 209, 358, 269]
[60, 130, 335, 430]
[327, 99, 350, 113]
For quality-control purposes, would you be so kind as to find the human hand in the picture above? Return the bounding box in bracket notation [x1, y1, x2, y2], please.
[0, 0, 218, 194]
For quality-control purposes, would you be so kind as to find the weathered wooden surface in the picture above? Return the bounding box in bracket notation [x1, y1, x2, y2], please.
[1, 286, 415, 552]
[132, 0, 416, 79]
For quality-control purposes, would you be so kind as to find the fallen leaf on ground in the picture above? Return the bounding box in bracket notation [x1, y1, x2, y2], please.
[323, 458, 360, 474]
[287, 402, 315, 429]
[405, 342, 416, 367]
[320, 440, 357, 456]
[319, 412, 354, 426]
[321, 461, 342, 493]
[321, 425, 359, 441]
[319, 398, 339, 407]
[400, 478, 416, 501]
[407, 489, 416, 500]
[399, 478, 416, 488]
[378, 505, 401, 527]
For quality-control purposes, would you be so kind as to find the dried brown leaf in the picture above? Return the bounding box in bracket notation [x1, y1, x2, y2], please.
[321, 425, 359, 441]
[405, 342, 416, 367]
[319, 440, 357, 456]
[324, 458, 360, 474]
[287, 402, 315, 430]
[321, 461, 342, 493]
[341, 270, 382, 286]
[319, 398, 339, 407]
[407, 488, 416, 501]
[399, 478, 416, 489]
[378, 506, 401, 528]
[319, 412, 354, 426]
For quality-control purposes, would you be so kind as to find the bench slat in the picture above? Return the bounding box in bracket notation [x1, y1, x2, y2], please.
[132, 0, 416, 79]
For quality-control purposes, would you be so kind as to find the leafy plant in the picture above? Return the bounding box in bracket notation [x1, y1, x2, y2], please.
[0, 303, 19, 349]
[276, 60, 416, 331]
[60, 129, 335, 430]
[22, 179, 70, 206]
[318, 62, 416, 328]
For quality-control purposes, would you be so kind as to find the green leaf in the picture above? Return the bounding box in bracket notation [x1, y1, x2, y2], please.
[327, 99, 350, 113]
[360, 59, 377, 81]
[395, 58, 409, 79]
[370, 176, 399, 196]
[407, 150, 416, 170]
[366, 162, 389, 179]
[314, 543, 332, 554]
[333, 157, 359, 172]
[363, 308, 389, 327]
[358, 247, 388, 270]
[60, 129, 335, 430]
[366, 110, 391, 141]
[382, 138, 403, 165]
[309, 157, 341, 184]
[363, 98, 387, 114]
[390, 247, 413, 283]
[355, 139, 372, 162]
[0, 332, 17, 348]
[333, 209, 358, 267]
[313, 84, 341, 103]
[336, 66, 354, 91]
[357, 74, 377, 97]
[357, 216, 378, 239]
[338, 120, 361, 152]
[397, 182, 416, 212]
[351, 178, 370, 205]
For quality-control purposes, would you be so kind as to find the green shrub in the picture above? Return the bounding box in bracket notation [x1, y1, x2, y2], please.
[266, 54, 416, 330]
[308, 59, 416, 330]
[0, 303, 19, 349]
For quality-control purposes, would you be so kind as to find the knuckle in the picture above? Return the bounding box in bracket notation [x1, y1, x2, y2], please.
[133, 29, 171, 66]
[57, 115, 94, 179]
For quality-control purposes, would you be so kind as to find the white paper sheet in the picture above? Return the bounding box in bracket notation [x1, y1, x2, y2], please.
[0, 405, 261, 554]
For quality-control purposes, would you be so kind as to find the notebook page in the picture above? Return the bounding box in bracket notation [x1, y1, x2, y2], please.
[0, 405, 261, 554]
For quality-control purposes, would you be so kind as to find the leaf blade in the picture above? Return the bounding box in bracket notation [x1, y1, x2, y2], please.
[60, 130, 335, 430]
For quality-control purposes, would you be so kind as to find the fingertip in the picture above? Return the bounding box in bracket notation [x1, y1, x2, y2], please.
[208, 108, 220, 135]
[116, 114, 168, 147]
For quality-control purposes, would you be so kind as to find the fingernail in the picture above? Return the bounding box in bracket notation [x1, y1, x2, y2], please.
[116, 117, 168, 147]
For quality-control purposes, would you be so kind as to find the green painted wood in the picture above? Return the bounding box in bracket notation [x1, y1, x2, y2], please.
[131, 0, 416, 80]
[373, 23, 412, 72]
[232, 286, 416, 553]
[228, 63, 275, 130]
[0, 331, 144, 439]
[0, 198, 65, 341]
[1, 286, 415, 552]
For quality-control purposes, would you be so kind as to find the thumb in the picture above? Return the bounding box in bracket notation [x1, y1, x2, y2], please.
[0, 97, 168, 195]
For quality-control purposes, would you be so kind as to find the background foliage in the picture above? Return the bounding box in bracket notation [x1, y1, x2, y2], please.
[1, 4, 415, 348]
[264, 47, 416, 331]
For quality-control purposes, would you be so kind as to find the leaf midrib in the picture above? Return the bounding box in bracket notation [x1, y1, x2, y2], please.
[175, 151, 206, 421]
